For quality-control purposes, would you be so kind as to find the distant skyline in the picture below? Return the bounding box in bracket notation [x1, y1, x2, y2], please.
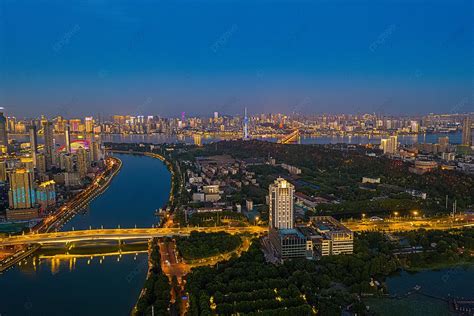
[0, 0, 473, 117]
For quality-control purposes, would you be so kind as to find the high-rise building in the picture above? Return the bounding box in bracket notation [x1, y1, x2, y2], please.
[29, 124, 38, 167]
[0, 112, 8, 152]
[380, 135, 398, 154]
[69, 119, 82, 132]
[85, 117, 94, 133]
[65, 125, 72, 154]
[462, 116, 472, 146]
[269, 178, 295, 230]
[90, 140, 103, 162]
[193, 134, 202, 147]
[8, 168, 36, 209]
[76, 147, 89, 178]
[42, 120, 54, 170]
[36, 153, 47, 174]
[0, 160, 7, 182]
[36, 180, 56, 212]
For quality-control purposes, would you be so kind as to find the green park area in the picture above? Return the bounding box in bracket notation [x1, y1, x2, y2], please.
[176, 231, 242, 261]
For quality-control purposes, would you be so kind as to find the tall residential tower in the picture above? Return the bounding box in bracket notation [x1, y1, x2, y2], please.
[269, 178, 295, 230]
[0, 112, 8, 152]
[462, 116, 472, 146]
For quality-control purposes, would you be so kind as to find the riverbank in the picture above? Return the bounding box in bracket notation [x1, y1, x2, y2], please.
[0, 153, 172, 315]
[0, 157, 122, 273]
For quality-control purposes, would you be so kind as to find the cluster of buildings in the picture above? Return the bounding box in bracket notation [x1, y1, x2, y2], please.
[379, 116, 474, 174]
[4, 112, 473, 141]
[268, 178, 353, 262]
[186, 155, 259, 215]
[0, 113, 105, 223]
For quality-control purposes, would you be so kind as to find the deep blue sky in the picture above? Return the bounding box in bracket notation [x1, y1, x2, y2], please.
[0, 0, 472, 118]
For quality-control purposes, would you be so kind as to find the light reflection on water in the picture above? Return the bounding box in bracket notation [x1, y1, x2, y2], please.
[0, 154, 170, 316]
[11, 131, 463, 147]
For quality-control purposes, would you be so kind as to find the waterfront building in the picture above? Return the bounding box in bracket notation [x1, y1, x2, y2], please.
[380, 135, 398, 154]
[7, 168, 36, 210]
[36, 180, 56, 213]
[462, 116, 472, 146]
[193, 134, 202, 146]
[42, 120, 54, 170]
[0, 112, 8, 152]
[69, 119, 82, 132]
[54, 116, 67, 133]
[269, 178, 294, 230]
[85, 116, 94, 133]
[91, 140, 102, 162]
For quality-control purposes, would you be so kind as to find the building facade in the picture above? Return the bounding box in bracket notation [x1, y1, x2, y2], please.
[8, 168, 36, 209]
[269, 178, 294, 230]
[462, 116, 472, 146]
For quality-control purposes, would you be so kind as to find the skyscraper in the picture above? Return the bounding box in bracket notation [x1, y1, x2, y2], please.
[0, 112, 8, 152]
[42, 120, 54, 170]
[29, 124, 38, 167]
[36, 180, 56, 213]
[0, 160, 6, 182]
[269, 178, 295, 230]
[462, 116, 472, 146]
[8, 168, 36, 209]
[380, 135, 398, 154]
[85, 116, 94, 133]
[76, 147, 89, 178]
[65, 124, 72, 154]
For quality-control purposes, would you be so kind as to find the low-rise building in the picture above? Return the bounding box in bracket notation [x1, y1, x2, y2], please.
[269, 228, 309, 260]
[309, 216, 354, 256]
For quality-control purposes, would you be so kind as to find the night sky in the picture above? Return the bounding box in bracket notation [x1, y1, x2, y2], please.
[0, 0, 472, 117]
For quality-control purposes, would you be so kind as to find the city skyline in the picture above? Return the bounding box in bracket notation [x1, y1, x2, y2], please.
[1, 1, 473, 117]
[1, 1, 474, 315]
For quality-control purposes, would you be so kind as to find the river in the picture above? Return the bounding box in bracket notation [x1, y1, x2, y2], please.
[0, 153, 171, 316]
[11, 131, 464, 147]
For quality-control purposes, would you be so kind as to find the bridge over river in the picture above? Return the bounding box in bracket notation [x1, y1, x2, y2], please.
[0, 226, 268, 246]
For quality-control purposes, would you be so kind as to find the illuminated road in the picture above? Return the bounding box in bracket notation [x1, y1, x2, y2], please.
[35, 156, 122, 234]
[0, 226, 268, 246]
[344, 216, 474, 232]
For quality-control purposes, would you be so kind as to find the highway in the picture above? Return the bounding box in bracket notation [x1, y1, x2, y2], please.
[0, 226, 268, 246]
[4, 216, 472, 247]
[344, 216, 474, 232]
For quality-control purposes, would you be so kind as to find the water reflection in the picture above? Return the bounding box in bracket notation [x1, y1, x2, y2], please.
[14, 241, 148, 275]
[11, 131, 463, 147]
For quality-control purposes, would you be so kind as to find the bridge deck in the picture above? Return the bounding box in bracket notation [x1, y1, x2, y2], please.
[0, 226, 268, 246]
